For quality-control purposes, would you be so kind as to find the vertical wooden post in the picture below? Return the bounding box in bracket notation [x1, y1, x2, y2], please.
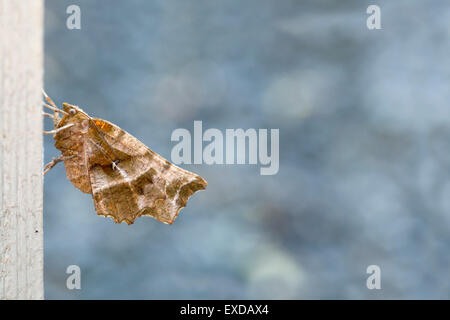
[0, 0, 44, 299]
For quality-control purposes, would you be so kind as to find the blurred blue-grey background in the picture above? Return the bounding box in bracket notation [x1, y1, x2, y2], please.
[43, 0, 450, 299]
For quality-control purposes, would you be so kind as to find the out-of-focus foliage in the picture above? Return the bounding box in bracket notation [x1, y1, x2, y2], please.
[44, 0, 450, 299]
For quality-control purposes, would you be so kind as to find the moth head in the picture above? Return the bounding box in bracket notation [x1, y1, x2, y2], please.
[62, 102, 86, 117]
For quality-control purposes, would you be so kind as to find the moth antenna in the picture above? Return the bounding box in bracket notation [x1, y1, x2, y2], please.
[42, 88, 49, 98]
[43, 102, 69, 115]
[43, 123, 74, 135]
[42, 89, 69, 115]
[42, 89, 55, 106]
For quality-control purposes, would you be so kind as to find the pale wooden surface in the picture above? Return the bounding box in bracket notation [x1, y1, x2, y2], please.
[0, 0, 44, 299]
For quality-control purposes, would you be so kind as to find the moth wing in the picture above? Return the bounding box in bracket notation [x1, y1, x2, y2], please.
[53, 120, 92, 194]
[88, 118, 207, 225]
[62, 154, 92, 194]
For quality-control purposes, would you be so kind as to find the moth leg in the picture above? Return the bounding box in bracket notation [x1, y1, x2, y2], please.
[43, 154, 75, 175]
[42, 89, 68, 128]
[53, 110, 61, 127]
[42, 112, 55, 119]
[43, 103, 63, 126]
[43, 123, 74, 135]
[42, 105, 62, 129]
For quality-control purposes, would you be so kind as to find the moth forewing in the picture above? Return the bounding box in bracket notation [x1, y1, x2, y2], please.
[43, 94, 207, 225]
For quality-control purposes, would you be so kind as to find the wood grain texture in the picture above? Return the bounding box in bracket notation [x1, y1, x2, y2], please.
[0, 0, 44, 299]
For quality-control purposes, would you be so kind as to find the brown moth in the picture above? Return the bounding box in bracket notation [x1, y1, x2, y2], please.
[42, 91, 207, 225]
